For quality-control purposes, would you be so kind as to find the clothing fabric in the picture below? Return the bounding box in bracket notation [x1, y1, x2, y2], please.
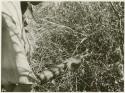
[2, 1, 37, 85]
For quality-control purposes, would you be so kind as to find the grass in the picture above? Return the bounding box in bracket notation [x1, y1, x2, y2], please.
[26, 2, 124, 92]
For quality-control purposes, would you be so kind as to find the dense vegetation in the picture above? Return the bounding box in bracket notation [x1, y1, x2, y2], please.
[26, 2, 124, 92]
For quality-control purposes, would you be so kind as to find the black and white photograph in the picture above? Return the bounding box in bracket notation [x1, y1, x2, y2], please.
[1, 0, 124, 92]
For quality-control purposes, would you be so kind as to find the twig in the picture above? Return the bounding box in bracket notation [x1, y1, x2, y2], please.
[35, 18, 77, 34]
[109, 2, 120, 20]
[72, 37, 87, 56]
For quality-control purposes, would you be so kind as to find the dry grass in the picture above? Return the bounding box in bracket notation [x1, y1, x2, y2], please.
[26, 2, 124, 92]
